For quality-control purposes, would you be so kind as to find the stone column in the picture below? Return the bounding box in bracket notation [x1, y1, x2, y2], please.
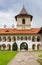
[35, 36, 37, 42]
[28, 48, 32, 51]
[35, 44, 37, 50]
[18, 48, 20, 51]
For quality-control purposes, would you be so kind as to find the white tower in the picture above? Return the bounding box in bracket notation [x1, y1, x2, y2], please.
[15, 7, 33, 30]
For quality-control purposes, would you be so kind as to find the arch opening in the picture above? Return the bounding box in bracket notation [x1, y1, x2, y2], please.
[37, 44, 41, 50]
[20, 42, 28, 50]
[32, 44, 36, 50]
[7, 44, 11, 50]
[37, 36, 40, 42]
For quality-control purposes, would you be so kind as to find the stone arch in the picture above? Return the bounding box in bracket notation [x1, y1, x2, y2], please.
[24, 36, 27, 40]
[2, 44, 6, 50]
[20, 42, 28, 50]
[7, 36, 11, 42]
[12, 36, 16, 41]
[32, 36, 35, 42]
[37, 36, 40, 42]
[37, 44, 41, 50]
[32, 44, 36, 50]
[7, 44, 11, 50]
[3, 36, 6, 42]
[21, 36, 24, 40]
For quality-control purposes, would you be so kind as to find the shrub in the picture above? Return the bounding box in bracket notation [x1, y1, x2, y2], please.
[12, 42, 18, 51]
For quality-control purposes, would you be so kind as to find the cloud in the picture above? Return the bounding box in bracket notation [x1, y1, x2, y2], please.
[0, 11, 17, 28]
[0, 0, 42, 28]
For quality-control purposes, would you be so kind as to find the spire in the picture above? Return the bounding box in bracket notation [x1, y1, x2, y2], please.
[20, 6, 28, 15]
[15, 6, 33, 21]
[23, 4, 24, 8]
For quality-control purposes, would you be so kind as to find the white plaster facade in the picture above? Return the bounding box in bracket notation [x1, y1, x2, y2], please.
[0, 7, 42, 51]
[0, 34, 42, 51]
[17, 16, 31, 29]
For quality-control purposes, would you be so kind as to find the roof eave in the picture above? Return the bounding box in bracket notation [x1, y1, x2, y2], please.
[15, 14, 33, 21]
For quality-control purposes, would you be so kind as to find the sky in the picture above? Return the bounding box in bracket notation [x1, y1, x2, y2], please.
[0, 0, 42, 28]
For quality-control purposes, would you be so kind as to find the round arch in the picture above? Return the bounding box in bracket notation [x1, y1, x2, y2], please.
[2, 44, 6, 50]
[32, 44, 36, 50]
[7, 44, 11, 50]
[32, 36, 35, 42]
[7, 36, 11, 42]
[37, 36, 40, 42]
[37, 44, 41, 50]
[12, 37, 16, 41]
[3, 36, 6, 42]
[20, 42, 28, 50]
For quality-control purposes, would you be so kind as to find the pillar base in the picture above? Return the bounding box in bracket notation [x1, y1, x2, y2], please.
[28, 48, 32, 51]
[18, 48, 20, 51]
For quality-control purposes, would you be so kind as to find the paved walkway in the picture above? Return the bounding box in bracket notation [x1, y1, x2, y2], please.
[8, 52, 40, 65]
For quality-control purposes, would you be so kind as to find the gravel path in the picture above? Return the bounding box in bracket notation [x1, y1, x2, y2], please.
[8, 52, 40, 65]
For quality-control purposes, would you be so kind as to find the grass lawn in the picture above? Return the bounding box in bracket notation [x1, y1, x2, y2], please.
[0, 51, 18, 65]
[38, 52, 42, 65]
[39, 55, 42, 58]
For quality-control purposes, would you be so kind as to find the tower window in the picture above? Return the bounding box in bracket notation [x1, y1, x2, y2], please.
[22, 19, 25, 24]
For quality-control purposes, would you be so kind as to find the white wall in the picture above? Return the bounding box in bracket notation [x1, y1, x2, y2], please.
[17, 16, 31, 29]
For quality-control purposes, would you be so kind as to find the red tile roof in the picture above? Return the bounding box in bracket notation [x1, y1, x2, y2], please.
[0, 28, 40, 35]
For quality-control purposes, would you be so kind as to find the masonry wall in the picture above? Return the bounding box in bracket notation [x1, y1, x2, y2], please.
[0, 34, 42, 51]
[17, 16, 31, 29]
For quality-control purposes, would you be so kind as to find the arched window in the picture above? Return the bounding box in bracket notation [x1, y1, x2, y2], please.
[32, 36, 35, 42]
[17, 36, 20, 40]
[37, 44, 41, 50]
[7, 36, 11, 42]
[32, 44, 36, 50]
[3, 36, 6, 42]
[37, 36, 40, 42]
[24, 36, 27, 40]
[22, 19, 25, 24]
[7, 44, 11, 50]
[12, 37, 16, 41]
[2, 44, 6, 50]
[21, 36, 23, 40]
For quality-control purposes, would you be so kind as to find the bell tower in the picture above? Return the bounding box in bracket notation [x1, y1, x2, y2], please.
[15, 6, 33, 30]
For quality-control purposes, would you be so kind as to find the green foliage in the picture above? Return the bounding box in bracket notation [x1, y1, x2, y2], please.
[39, 55, 42, 58]
[12, 42, 18, 51]
[0, 51, 18, 65]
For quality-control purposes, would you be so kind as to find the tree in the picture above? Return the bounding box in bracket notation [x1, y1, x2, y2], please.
[12, 42, 18, 51]
[2, 44, 6, 50]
